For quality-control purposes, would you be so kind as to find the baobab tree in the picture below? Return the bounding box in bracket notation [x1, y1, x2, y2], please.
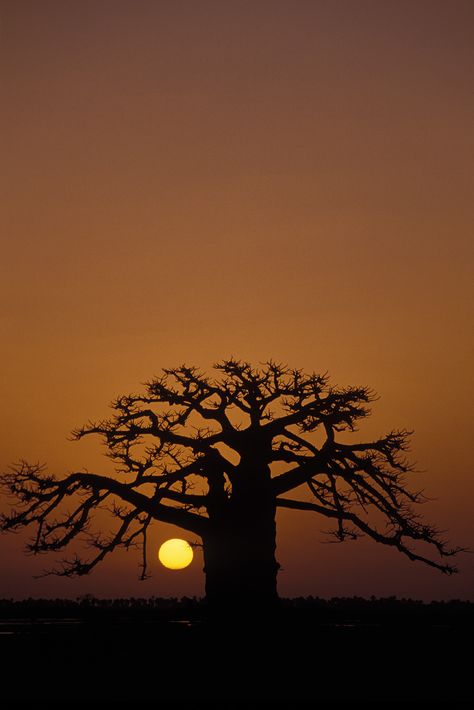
[0, 359, 461, 607]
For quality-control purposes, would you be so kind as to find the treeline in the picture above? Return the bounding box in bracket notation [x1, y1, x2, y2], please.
[0, 594, 471, 607]
[0, 594, 472, 625]
[0, 595, 201, 610]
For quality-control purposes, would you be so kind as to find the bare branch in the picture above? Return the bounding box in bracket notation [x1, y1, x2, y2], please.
[276, 498, 463, 574]
[1, 360, 463, 584]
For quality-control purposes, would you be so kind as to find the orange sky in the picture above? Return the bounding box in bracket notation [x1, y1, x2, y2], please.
[1, 1, 473, 600]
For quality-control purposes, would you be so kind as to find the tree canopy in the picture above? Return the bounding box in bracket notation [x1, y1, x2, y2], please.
[0, 358, 462, 588]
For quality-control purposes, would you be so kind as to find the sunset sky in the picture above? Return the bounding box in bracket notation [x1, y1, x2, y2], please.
[1, 1, 473, 601]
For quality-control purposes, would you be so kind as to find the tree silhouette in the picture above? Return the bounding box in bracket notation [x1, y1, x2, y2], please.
[0, 359, 462, 607]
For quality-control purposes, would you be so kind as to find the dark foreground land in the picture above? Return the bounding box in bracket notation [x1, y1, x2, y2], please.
[0, 597, 472, 706]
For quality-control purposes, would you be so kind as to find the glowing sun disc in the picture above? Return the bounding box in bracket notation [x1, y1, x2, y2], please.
[158, 538, 193, 570]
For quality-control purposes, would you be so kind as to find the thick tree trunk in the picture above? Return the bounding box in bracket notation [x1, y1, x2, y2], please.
[202, 499, 280, 613]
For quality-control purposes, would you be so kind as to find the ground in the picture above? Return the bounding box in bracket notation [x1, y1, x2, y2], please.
[0, 598, 472, 706]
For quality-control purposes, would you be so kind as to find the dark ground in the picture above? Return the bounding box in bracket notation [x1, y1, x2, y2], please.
[0, 597, 472, 707]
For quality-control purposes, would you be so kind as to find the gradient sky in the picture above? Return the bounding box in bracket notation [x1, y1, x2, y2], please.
[1, 1, 473, 600]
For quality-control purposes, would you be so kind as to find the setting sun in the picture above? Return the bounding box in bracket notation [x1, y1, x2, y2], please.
[158, 539, 194, 570]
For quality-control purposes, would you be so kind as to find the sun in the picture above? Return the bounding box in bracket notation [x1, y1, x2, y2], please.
[158, 538, 194, 570]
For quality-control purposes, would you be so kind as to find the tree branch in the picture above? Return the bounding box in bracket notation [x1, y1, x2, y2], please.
[276, 498, 462, 574]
